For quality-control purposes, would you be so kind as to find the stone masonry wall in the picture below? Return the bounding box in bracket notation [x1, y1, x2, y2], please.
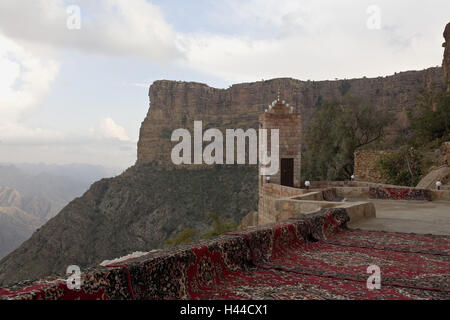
[354, 150, 394, 183]
[441, 142, 450, 166]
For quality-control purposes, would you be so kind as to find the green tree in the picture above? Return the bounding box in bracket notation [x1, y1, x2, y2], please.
[376, 91, 450, 186]
[201, 212, 237, 239]
[408, 91, 450, 145]
[377, 147, 423, 187]
[302, 95, 393, 181]
[165, 228, 198, 247]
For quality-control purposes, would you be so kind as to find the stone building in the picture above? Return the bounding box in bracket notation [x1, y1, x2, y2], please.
[258, 92, 302, 188]
[257, 93, 302, 224]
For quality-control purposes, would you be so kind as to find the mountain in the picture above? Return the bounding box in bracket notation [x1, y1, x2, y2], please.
[0, 203, 41, 260]
[11, 163, 122, 186]
[0, 164, 119, 260]
[0, 164, 257, 286]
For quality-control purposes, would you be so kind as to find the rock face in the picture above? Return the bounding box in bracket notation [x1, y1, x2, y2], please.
[138, 69, 444, 167]
[444, 23, 450, 91]
[0, 164, 258, 287]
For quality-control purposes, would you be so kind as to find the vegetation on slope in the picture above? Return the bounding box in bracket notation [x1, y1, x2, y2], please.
[302, 95, 393, 181]
[0, 164, 257, 286]
[302, 89, 450, 186]
[377, 91, 450, 186]
[165, 212, 238, 247]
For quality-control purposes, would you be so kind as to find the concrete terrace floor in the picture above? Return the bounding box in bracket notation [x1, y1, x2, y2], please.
[348, 199, 450, 236]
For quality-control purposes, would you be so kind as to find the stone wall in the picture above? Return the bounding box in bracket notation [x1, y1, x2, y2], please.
[369, 186, 432, 201]
[137, 68, 444, 167]
[354, 150, 394, 183]
[258, 183, 307, 224]
[441, 142, 450, 165]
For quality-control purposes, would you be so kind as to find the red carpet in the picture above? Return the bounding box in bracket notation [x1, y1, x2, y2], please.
[187, 226, 450, 300]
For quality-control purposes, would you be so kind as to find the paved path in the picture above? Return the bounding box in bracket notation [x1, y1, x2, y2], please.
[348, 199, 450, 236]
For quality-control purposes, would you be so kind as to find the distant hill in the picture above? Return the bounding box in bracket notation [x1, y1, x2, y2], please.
[0, 199, 41, 259]
[0, 164, 258, 286]
[10, 163, 122, 186]
[0, 164, 121, 260]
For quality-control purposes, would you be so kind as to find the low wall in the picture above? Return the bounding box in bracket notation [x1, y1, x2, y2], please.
[342, 202, 376, 225]
[335, 187, 370, 198]
[261, 183, 307, 198]
[259, 185, 340, 224]
[258, 184, 312, 224]
[309, 182, 436, 201]
[275, 200, 341, 222]
[274, 194, 375, 224]
[0, 209, 349, 300]
[310, 181, 375, 188]
[431, 190, 450, 201]
[369, 186, 432, 201]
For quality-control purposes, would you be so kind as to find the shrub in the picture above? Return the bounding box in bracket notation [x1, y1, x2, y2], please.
[377, 147, 423, 187]
[201, 212, 237, 239]
[165, 228, 198, 247]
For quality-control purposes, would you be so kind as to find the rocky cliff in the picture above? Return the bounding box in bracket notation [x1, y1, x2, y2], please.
[138, 68, 444, 166]
[444, 22, 450, 91]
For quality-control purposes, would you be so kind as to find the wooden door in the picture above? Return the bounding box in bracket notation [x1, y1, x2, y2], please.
[281, 158, 294, 187]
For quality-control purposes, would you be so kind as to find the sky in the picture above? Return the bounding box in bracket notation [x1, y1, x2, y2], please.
[0, 0, 449, 169]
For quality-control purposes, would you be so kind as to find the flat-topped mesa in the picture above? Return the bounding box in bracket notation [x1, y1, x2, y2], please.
[136, 70, 444, 167]
[443, 22, 450, 91]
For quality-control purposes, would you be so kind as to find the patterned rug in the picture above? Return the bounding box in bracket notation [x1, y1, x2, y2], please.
[1, 209, 449, 300]
[186, 217, 450, 300]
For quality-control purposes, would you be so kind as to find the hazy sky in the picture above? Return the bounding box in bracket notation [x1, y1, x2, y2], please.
[0, 0, 449, 169]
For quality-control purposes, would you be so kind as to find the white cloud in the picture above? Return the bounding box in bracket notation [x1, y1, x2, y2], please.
[95, 118, 130, 142]
[177, 0, 449, 83]
[0, 32, 61, 143]
[0, 0, 181, 62]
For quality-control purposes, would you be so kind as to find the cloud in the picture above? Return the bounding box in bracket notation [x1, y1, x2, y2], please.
[0, 0, 181, 62]
[0, 32, 61, 143]
[177, 0, 449, 83]
[94, 118, 131, 142]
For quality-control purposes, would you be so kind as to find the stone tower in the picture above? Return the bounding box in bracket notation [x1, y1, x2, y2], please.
[259, 92, 302, 188]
